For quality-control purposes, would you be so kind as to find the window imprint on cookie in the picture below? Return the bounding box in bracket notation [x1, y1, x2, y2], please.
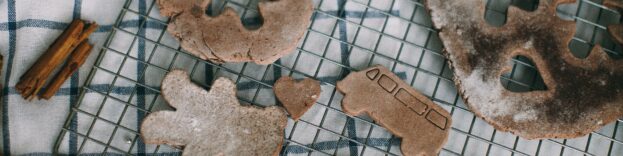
[395, 88, 428, 115]
[426, 109, 448, 130]
[378, 75, 398, 93]
[366, 68, 380, 80]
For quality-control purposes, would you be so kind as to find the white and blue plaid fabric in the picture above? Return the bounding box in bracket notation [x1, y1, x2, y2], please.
[1, 0, 622, 155]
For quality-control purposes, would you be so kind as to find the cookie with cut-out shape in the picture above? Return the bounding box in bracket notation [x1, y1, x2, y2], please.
[156, 0, 313, 65]
[337, 65, 451, 156]
[426, 0, 623, 139]
[140, 70, 287, 156]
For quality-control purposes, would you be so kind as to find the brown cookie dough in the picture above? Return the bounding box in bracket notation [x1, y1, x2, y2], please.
[609, 25, 623, 45]
[157, 0, 314, 65]
[337, 65, 451, 156]
[604, 0, 623, 45]
[140, 70, 287, 155]
[605, 0, 623, 11]
[273, 76, 321, 121]
[425, 0, 623, 139]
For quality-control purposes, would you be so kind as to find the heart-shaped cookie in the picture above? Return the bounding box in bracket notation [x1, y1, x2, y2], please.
[274, 77, 321, 121]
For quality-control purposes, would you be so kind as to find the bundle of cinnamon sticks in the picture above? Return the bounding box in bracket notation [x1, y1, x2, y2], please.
[16, 19, 98, 100]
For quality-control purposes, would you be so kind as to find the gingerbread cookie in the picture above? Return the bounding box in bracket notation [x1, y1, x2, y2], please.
[337, 65, 451, 156]
[273, 76, 321, 121]
[425, 0, 623, 138]
[157, 0, 314, 65]
[140, 70, 287, 155]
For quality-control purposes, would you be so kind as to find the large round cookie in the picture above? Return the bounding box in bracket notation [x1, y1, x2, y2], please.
[425, 0, 623, 139]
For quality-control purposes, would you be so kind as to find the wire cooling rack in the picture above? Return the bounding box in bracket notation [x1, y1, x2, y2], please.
[52, 0, 623, 155]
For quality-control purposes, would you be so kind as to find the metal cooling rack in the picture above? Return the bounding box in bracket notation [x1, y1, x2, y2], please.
[52, 0, 623, 155]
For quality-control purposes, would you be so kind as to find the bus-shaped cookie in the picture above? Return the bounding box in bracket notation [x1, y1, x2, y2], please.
[337, 65, 451, 156]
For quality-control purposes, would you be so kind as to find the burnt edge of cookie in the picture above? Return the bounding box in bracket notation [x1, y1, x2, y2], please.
[422, 0, 623, 139]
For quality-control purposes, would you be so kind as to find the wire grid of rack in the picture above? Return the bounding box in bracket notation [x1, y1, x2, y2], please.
[52, 0, 623, 155]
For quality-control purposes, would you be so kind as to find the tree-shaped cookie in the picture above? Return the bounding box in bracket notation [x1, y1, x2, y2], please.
[140, 70, 287, 155]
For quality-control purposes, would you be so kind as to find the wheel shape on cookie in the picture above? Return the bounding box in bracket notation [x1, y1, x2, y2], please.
[337, 65, 452, 156]
[140, 70, 287, 155]
[425, 0, 623, 139]
[156, 0, 314, 65]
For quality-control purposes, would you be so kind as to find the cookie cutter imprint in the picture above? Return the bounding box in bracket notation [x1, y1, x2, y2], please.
[426, 0, 623, 139]
[365, 68, 449, 130]
[338, 65, 451, 156]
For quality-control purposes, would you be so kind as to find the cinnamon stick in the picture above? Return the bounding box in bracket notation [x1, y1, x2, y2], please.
[68, 22, 98, 54]
[16, 20, 84, 100]
[15, 19, 98, 100]
[40, 40, 93, 100]
[78, 22, 98, 42]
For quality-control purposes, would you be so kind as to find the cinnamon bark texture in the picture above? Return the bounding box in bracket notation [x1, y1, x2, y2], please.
[15, 19, 97, 100]
[40, 41, 93, 99]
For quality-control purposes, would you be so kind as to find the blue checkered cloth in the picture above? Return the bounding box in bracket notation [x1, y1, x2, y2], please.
[0, 0, 128, 155]
[2, 0, 565, 155]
